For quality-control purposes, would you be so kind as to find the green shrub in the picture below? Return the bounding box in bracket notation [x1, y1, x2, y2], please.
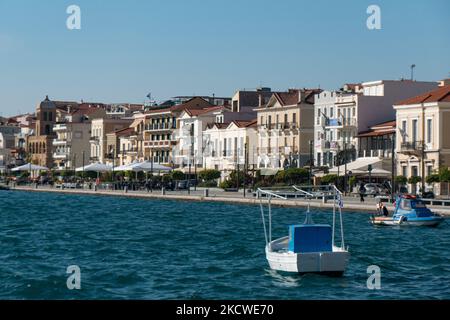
[198, 169, 221, 182]
[408, 176, 422, 184]
[426, 174, 440, 184]
[395, 175, 408, 185]
[171, 170, 185, 180]
[321, 174, 338, 184]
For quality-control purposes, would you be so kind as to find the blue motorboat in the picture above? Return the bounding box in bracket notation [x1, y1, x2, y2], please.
[371, 194, 444, 227]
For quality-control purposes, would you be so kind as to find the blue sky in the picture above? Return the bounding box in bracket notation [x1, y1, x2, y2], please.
[0, 0, 449, 116]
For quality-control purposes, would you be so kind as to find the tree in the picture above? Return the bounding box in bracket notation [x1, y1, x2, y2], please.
[198, 169, 221, 182]
[439, 167, 450, 197]
[408, 176, 422, 185]
[284, 168, 309, 185]
[426, 174, 440, 194]
[321, 174, 338, 185]
[395, 175, 407, 186]
[171, 170, 185, 181]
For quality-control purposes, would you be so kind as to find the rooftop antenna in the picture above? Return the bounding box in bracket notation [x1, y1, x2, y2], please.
[410, 64, 416, 81]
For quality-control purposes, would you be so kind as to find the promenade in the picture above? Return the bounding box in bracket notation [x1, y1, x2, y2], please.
[9, 185, 450, 217]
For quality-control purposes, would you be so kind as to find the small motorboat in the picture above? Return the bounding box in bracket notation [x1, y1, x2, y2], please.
[371, 194, 444, 227]
[258, 186, 350, 276]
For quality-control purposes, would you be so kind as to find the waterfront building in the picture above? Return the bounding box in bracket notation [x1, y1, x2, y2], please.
[231, 87, 273, 113]
[203, 120, 258, 178]
[90, 118, 133, 164]
[172, 95, 231, 107]
[26, 96, 58, 167]
[356, 120, 396, 159]
[314, 80, 438, 169]
[52, 108, 106, 170]
[174, 105, 229, 170]
[394, 85, 450, 195]
[142, 97, 212, 166]
[255, 89, 321, 169]
[0, 124, 21, 172]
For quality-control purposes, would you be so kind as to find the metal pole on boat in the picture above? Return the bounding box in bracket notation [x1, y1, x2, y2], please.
[259, 196, 268, 245]
[332, 186, 336, 247]
[339, 204, 345, 249]
[268, 195, 272, 243]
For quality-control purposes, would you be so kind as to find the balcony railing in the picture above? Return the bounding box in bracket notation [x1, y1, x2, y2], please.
[89, 136, 100, 144]
[144, 123, 176, 131]
[400, 141, 424, 154]
[144, 140, 176, 148]
[152, 156, 169, 164]
[325, 117, 357, 128]
[258, 122, 298, 131]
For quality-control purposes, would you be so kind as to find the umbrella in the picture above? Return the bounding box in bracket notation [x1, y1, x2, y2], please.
[75, 162, 112, 180]
[11, 163, 49, 171]
[75, 163, 112, 172]
[114, 161, 172, 172]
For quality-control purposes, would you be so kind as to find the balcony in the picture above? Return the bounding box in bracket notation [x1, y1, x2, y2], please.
[89, 136, 100, 144]
[400, 141, 424, 155]
[144, 140, 176, 149]
[144, 123, 175, 132]
[53, 139, 68, 146]
[152, 156, 170, 164]
[325, 117, 357, 128]
[53, 152, 68, 160]
[53, 123, 68, 132]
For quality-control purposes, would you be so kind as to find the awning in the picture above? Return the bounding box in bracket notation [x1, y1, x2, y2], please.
[328, 157, 390, 175]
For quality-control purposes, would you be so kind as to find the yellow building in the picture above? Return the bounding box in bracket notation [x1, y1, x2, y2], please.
[394, 85, 450, 195]
[254, 89, 321, 169]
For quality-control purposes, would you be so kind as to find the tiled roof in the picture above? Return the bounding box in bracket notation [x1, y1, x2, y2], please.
[185, 105, 226, 117]
[232, 119, 257, 128]
[396, 85, 450, 105]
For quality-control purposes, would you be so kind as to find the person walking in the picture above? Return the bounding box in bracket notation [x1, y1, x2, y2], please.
[359, 182, 366, 203]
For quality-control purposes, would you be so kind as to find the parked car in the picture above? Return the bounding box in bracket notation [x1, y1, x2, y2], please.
[176, 180, 189, 190]
[364, 183, 380, 196]
[419, 190, 435, 199]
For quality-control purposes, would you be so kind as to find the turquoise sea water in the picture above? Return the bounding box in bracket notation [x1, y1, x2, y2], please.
[0, 190, 449, 300]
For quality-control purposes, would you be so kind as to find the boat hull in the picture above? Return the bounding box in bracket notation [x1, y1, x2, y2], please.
[371, 216, 444, 227]
[265, 243, 350, 275]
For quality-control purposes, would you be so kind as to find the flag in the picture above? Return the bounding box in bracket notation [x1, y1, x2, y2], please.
[336, 193, 344, 208]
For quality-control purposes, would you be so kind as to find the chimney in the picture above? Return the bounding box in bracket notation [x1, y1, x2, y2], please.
[298, 90, 302, 103]
[258, 93, 263, 107]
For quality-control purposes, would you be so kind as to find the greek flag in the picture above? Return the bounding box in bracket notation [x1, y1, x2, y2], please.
[336, 193, 344, 209]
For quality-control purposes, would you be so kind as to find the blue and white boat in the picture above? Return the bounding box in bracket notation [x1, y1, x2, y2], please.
[371, 194, 444, 227]
[258, 186, 350, 276]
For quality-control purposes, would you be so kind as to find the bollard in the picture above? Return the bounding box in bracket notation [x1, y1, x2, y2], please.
[322, 195, 327, 204]
[124, 186, 128, 193]
[94, 185, 98, 192]
[161, 187, 166, 195]
[204, 189, 209, 197]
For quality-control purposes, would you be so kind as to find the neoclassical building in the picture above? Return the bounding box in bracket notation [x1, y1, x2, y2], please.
[254, 89, 321, 169]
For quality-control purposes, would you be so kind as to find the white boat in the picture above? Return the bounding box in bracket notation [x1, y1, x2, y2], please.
[258, 186, 350, 276]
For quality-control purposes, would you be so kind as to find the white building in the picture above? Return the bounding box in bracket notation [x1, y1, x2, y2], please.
[314, 80, 438, 169]
[174, 106, 228, 170]
[203, 120, 258, 178]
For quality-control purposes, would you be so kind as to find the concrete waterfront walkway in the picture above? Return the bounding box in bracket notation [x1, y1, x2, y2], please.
[9, 185, 450, 217]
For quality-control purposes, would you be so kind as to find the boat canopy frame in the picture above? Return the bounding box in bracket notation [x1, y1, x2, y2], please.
[257, 185, 346, 250]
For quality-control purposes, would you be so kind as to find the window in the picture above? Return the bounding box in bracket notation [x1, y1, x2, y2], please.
[330, 107, 334, 118]
[412, 166, 418, 177]
[260, 116, 264, 125]
[402, 166, 407, 177]
[412, 119, 418, 142]
[317, 153, 321, 166]
[427, 119, 432, 144]
[292, 113, 296, 123]
[427, 166, 432, 177]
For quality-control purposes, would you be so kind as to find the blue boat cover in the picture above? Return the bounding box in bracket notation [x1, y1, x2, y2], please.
[288, 224, 332, 253]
